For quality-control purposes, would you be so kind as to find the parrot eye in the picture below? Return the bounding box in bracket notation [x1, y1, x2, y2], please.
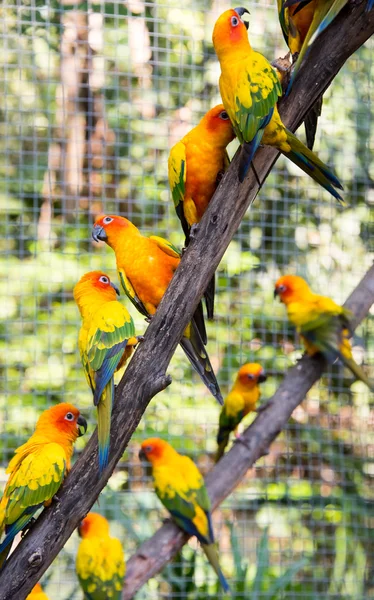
[247, 374, 255, 380]
[99, 276, 109, 284]
[145, 445, 153, 453]
[231, 16, 239, 27]
[278, 284, 286, 293]
[219, 111, 229, 120]
[103, 217, 113, 224]
[65, 412, 75, 421]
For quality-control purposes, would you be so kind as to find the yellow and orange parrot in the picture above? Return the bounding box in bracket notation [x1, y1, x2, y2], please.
[139, 438, 230, 592]
[168, 104, 236, 318]
[216, 363, 267, 462]
[0, 403, 87, 564]
[76, 512, 125, 599]
[212, 7, 343, 199]
[26, 583, 49, 600]
[274, 275, 374, 390]
[92, 215, 223, 404]
[74, 271, 137, 473]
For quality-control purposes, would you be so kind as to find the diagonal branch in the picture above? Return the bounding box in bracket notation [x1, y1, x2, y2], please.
[0, 2, 373, 599]
[123, 263, 374, 599]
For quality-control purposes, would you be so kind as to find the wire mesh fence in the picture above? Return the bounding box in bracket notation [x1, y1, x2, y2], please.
[0, 0, 373, 598]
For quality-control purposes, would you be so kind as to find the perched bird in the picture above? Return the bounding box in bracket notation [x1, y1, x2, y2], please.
[279, 0, 348, 95]
[168, 104, 236, 318]
[216, 363, 267, 462]
[274, 275, 374, 390]
[212, 7, 343, 200]
[277, 0, 323, 149]
[76, 512, 125, 599]
[26, 583, 49, 600]
[139, 438, 230, 592]
[92, 215, 223, 404]
[0, 403, 87, 564]
[74, 271, 137, 472]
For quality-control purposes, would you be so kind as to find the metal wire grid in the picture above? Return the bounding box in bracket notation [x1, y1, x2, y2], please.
[0, 0, 373, 598]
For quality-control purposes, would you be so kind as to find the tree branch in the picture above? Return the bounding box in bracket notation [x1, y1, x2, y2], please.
[123, 263, 374, 600]
[0, 2, 373, 598]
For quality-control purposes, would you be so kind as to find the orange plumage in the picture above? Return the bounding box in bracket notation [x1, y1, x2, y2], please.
[92, 215, 223, 403]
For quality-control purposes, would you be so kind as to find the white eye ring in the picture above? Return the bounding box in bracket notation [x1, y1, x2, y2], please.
[103, 217, 113, 224]
[231, 16, 239, 27]
[99, 276, 109, 284]
[278, 285, 286, 292]
[247, 374, 255, 380]
[65, 412, 74, 421]
[220, 111, 229, 120]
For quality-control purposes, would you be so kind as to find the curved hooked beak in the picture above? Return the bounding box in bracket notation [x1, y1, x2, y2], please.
[92, 224, 107, 243]
[258, 371, 267, 383]
[273, 287, 279, 299]
[138, 448, 147, 462]
[110, 282, 120, 296]
[234, 6, 250, 29]
[77, 415, 88, 437]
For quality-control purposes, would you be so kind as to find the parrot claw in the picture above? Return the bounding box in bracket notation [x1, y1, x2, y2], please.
[52, 494, 61, 504]
[190, 223, 199, 239]
[136, 335, 145, 344]
[233, 435, 252, 452]
[145, 316, 153, 324]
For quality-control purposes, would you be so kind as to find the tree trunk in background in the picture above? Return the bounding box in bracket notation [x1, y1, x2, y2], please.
[38, 8, 116, 237]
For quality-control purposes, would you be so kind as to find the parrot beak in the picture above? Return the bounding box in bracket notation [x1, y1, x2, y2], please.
[77, 415, 88, 437]
[273, 288, 279, 299]
[258, 371, 267, 383]
[110, 282, 120, 296]
[77, 522, 83, 537]
[234, 7, 250, 29]
[138, 448, 147, 462]
[92, 224, 107, 243]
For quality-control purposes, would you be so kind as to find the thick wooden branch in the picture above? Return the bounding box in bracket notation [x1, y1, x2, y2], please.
[123, 263, 374, 599]
[0, 2, 373, 599]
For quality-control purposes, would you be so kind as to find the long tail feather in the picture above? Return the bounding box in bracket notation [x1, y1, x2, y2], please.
[308, 0, 349, 46]
[180, 321, 223, 405]
[283, 130, 344, 202]
[215, 425, 231, 462]
[204, 274, 215, 321]
[304, 95, 323, 150]
[0, 511, 36, 568]
[97, 379, 114, 472]
[338, 354, 374, 392]
[202, 543, 231, 593]
[366, 0, 374, 11]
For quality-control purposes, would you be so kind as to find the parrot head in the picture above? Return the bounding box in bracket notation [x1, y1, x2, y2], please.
[36, 403, 87, 441]
[73, 271, 120, 314]
[274, 275, 312, 304]
[78, 512, 110, 539]
[237, 363, 267, 387]
[212, 7, 250, 57]
[92, 215, 138, 248]
[139, 437, 174, 465]
[202, 104, 236, 146]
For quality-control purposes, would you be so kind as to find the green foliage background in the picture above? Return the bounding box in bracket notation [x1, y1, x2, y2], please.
[0, 0, 373, 598]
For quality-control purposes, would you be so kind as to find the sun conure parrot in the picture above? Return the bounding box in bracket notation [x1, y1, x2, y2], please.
[279, 0, 348, 96]
[74, 271, 137, 472]
[92, 215, 223, 404]
[277, 0, 323, 149]
[26, 583, 49, 600]
[168, 104, 236, 319]
[212, 7, 343, 200]
[0, 403, 87, 565]
[139, 438, 230, 592]
[76, 512, 125, 599]
[216, 363, 267, 462]
[274, 275, 374, 390]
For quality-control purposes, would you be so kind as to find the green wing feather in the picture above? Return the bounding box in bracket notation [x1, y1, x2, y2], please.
[149, 235, 181, 258]
[4, 444, 66, 525]
[118, 267, 149, 317]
